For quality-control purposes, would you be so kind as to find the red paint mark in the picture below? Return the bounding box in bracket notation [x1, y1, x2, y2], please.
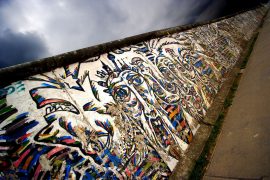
[39, 99, 65, 107]
[47, 147, 65, 159]
[125, 168, 131, 177]
[139, 171, 145, 178]
[167, 106, 174, 113]
[32, 92, 38, 97]
[34, 164, 42, 180]
[61, 139, 76, 144]
[17, 133, 31, 143]
[149, 157, 160, 162]
[13, 148, 31, 168]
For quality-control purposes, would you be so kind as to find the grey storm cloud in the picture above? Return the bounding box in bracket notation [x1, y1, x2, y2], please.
[0, 29, 48, 68]
[0, 0, 225, 68]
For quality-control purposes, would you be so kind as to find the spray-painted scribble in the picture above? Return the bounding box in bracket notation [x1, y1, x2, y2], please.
[0, 7, 267, 179]
[0, 81, 25, 96]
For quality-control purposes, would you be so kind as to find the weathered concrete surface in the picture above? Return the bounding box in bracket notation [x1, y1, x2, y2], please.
[0, 6, 268, 179]
[204, 10, 270, 180]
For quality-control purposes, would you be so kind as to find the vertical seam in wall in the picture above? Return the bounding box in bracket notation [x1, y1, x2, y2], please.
[51, 70, 93, 127]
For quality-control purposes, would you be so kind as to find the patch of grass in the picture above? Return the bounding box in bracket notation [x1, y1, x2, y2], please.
[223, 74, 240, 108]
[223, 98, 233, 108]
[189, 112, 225, 180]
[189, 32, 259, 180]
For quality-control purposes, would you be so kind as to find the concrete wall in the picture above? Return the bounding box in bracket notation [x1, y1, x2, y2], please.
[0, 6, 267, 179]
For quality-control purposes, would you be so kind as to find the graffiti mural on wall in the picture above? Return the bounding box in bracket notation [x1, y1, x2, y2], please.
[0, 7, 266, 179]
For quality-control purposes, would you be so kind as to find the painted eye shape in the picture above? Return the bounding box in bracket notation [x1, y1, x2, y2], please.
[153, 83, 165, 96]
[132, 76, 144, 86]
[168, 63, 176, 69]
[113, 86, 130, 102]
[129, 75, 144, 86]
[156, 88, 164, 96]
[159, 67, 167, 73]
[166, 83, 177, 93]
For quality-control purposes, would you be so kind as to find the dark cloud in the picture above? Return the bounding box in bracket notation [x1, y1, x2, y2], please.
[0, 0, 223, 63]
[220, 0, 269, 16]
[0, 29, 48, 68]
[0, 0, 268, 68]
[162, 0, 218, 25]
[195, 0, 226, 22]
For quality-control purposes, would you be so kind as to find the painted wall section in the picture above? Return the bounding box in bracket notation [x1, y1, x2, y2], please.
[0, 7, 267, 179]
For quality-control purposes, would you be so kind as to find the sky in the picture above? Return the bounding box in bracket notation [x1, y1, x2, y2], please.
[0, 0, 268, 68]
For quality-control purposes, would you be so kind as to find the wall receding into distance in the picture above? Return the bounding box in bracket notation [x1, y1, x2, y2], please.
[0, 6, 267, 179]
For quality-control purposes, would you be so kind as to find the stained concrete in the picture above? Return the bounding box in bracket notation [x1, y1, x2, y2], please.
[204, 10, 270, 180]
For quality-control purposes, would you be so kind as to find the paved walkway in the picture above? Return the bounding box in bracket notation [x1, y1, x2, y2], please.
[204, 10, 270, 180]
